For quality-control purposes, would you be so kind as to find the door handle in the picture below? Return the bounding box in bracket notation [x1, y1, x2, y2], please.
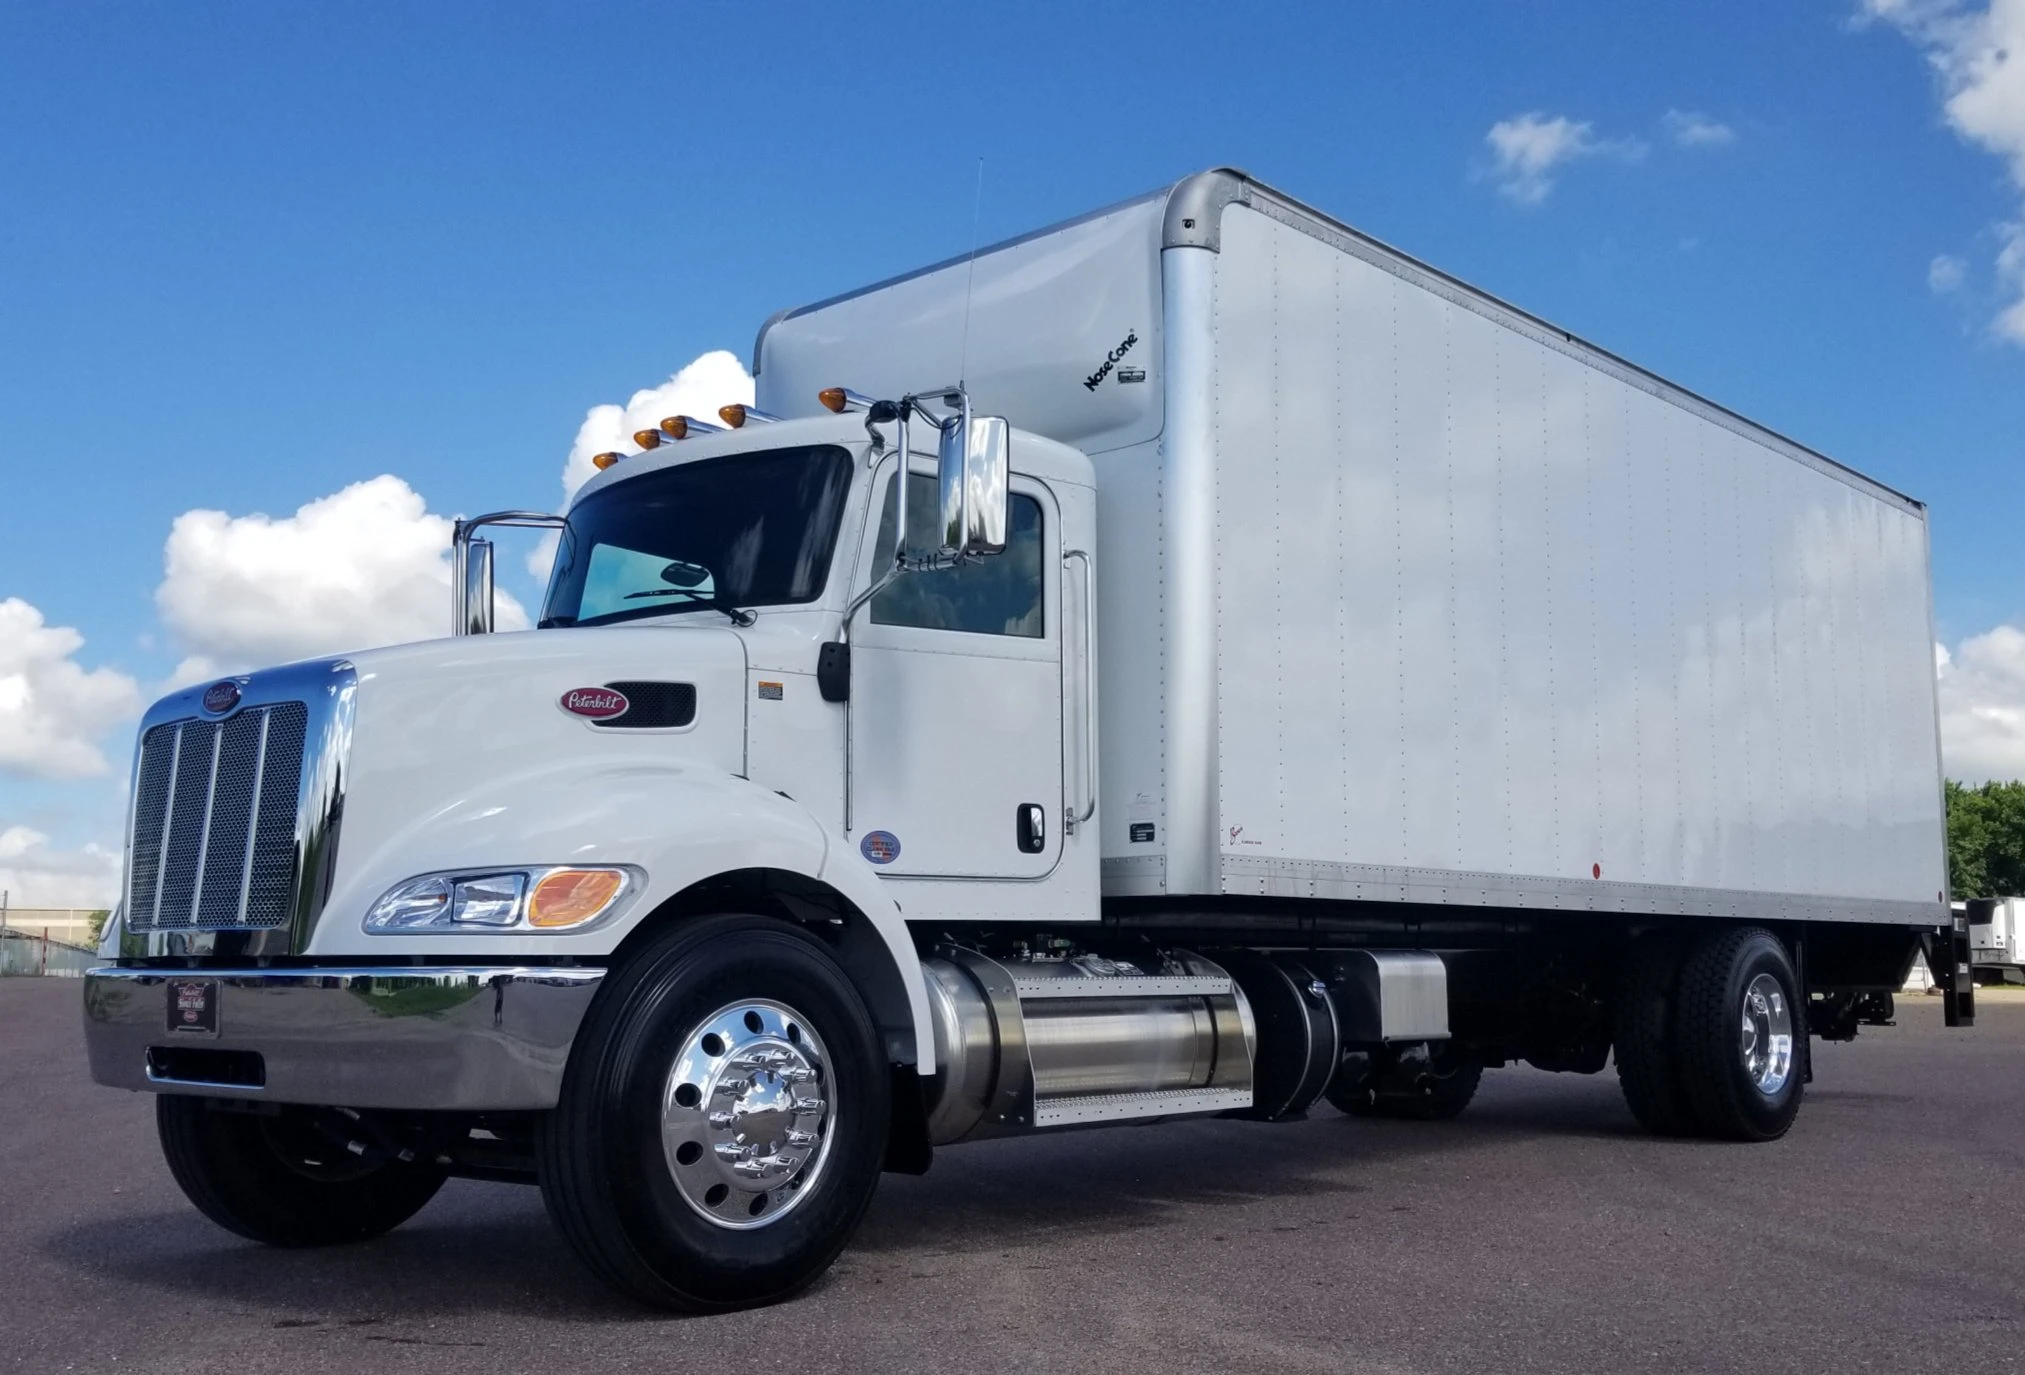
[1017, 803, 1046, 854]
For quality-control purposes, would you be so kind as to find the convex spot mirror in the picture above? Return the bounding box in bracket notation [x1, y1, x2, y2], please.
[936, 414, 1010, 560]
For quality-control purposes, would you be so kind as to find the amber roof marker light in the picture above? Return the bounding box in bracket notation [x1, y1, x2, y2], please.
[717, 404, 781, 429]
[658, 415, 723, 442]
[591, 452, 621, 471]
[817, 387, 876, 414]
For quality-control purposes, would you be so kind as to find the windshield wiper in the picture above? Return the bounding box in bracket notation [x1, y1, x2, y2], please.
[622, 588, 757, 626]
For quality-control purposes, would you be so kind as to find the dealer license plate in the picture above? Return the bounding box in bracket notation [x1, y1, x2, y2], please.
[166, 979, 218, 1037]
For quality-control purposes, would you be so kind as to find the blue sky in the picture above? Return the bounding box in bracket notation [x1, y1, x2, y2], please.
[3, 0, 2022, 905]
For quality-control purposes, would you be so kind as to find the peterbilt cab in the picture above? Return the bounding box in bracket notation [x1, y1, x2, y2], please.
[85, 390, 1127, 1310]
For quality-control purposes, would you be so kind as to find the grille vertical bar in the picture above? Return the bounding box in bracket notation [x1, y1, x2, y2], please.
[127, 702, 308, 932]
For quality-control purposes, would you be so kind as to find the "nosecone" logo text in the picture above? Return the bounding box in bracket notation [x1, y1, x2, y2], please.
[1084, 330, 1139, 391]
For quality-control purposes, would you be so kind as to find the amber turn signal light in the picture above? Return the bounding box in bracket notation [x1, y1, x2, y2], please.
[527, 868, 627, 928]
[817, 387, 847, 414]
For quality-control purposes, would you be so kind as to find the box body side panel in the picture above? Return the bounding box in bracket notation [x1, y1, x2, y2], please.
[1207, 205, 1944, 915]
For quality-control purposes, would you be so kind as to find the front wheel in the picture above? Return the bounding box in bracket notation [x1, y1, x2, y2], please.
[156, 1097, 447, 1246]
[536, 914, 890, 1312]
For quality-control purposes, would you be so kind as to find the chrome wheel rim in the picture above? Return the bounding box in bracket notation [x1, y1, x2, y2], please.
[1738, 972, 1794, 1096]
[660, 999, 835, 1230]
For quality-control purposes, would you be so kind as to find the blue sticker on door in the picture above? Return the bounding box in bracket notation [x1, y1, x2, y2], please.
[860, 831, 901, 865]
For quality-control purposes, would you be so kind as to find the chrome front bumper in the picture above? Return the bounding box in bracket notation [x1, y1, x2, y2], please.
[82, 965, 603, 1110]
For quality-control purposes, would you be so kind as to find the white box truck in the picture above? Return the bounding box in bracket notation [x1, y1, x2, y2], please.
[83, 168, 1972, 1311]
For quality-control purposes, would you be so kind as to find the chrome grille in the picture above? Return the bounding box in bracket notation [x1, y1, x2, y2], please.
[127, 703, 308, 932]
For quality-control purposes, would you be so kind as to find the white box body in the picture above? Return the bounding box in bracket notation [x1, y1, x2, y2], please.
[758, 170, 1946, 927]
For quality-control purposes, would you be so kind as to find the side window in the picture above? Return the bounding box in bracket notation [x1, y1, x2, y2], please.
[870, 473, 1044, 637]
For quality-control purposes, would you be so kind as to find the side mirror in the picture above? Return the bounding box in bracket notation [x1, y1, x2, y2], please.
[461, 537, 495, 635]
[936, 413, 1010, 560]
[452, 511, 565, 636]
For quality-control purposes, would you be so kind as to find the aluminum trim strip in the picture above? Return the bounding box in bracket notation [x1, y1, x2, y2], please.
[1012, 975, 1233, 1000]
[1033, 1086, 1253, 1127]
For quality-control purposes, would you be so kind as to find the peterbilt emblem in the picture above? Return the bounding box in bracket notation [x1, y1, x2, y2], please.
[201, 681, 241, 714]
[559, 687, 629, 720]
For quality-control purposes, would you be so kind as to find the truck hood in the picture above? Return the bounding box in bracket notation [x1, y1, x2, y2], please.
[331, 625, 749, 910]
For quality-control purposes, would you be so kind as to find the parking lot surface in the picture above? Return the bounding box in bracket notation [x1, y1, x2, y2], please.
[4, 976, 2020, 1374]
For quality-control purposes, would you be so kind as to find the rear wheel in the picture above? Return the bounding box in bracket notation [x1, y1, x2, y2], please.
[156, 1097, 447, 1246]
[1612, 933, 1697, 1136]
[536, 914, 889, 1312]
[1673, 927, 1803, 1142]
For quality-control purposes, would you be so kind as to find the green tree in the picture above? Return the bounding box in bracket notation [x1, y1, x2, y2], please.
[85, 909, 111, 947]
[1945, 780, 2025, 898]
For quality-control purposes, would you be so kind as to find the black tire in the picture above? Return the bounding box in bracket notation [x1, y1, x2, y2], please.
[536, 914, 889, 1312]
[1673, 926, 1804, 1142]
[1612, 933, 1698, 1136]
[1330, 1050, 1482, 1120]
[156, 1097, 446, 1247]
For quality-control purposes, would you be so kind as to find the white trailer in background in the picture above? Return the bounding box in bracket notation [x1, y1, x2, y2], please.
[1968, 897, 2025, 982]
[85, 169, 1970, 1312]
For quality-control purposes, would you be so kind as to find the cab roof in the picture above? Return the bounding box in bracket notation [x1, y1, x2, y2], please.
[569, 410, 1093, 512]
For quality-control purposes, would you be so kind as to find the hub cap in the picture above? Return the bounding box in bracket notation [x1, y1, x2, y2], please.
[661, 999, 834, 1230]
[1738, 972, 1794, 1097]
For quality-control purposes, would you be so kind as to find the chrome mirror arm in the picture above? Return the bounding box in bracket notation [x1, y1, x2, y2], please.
[451, 510, 567, 637]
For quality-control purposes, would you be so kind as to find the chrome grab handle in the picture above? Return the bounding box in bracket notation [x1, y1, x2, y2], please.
[451, 510, 567, 636]
[1064, 548, 1096, 833]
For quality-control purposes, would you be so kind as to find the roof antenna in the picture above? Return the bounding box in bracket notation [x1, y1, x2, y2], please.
[956, 157, 985, 392]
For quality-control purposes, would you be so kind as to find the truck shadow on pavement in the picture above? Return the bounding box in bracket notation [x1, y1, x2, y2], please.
[40, 1071, 1644, 1321]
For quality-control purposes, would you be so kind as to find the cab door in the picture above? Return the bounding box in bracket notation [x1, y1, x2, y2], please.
[846, 460, 1063, 879]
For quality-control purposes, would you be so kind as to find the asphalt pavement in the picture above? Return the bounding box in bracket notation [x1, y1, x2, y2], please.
[4, 976, 2020, 1374]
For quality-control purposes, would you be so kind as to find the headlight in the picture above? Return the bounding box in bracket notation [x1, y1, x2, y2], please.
[363, 866, 640, 934]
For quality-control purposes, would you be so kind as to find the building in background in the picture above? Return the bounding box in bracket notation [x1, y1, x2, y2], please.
[0, 906, 100, 950]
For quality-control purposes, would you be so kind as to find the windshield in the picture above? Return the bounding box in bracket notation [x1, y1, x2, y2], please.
[541, 445, 855, 628]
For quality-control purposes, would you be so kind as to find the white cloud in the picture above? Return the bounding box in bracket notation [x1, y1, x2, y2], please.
[1929, 252, 1969, 291]
[559, 350, 755, 500]
[1482, 112, 1647, 205]
[0, 826, 122, 909]
[1938, 623, 2025, 781]
[0, 599, 142, 781]
[1865, 0, 2025, 341]
[1663, 109, 1737, 147]
[155, 475, 528, 672]
[1997, 219, 2025, 336]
